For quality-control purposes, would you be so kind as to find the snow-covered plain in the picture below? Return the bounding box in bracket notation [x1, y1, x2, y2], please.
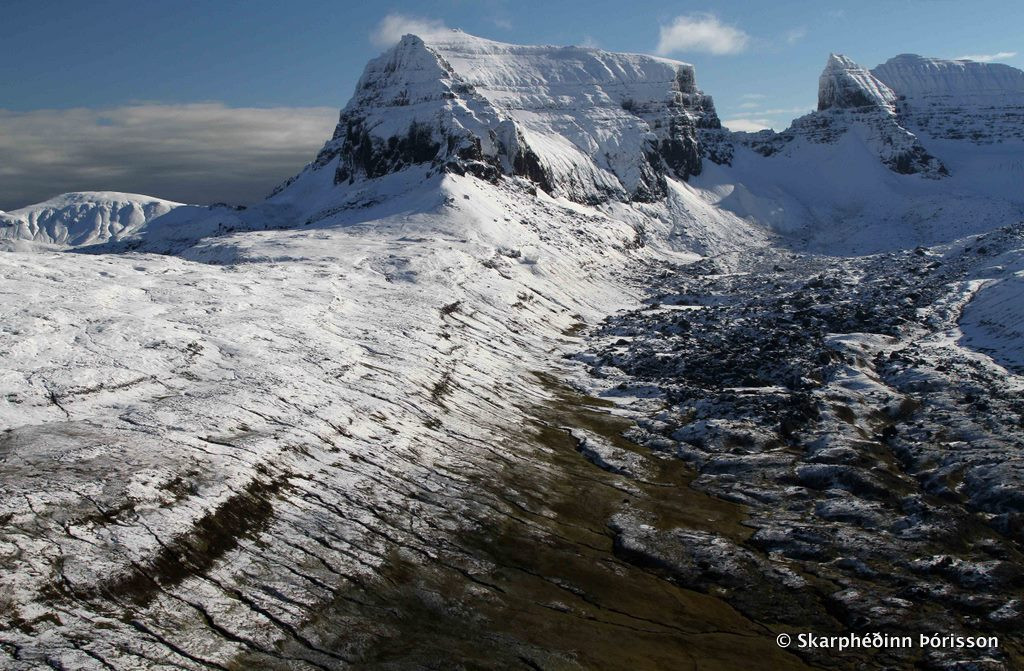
[1, 30, 1023, 669]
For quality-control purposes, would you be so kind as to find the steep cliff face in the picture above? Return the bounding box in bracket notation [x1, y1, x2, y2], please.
[307, 35, 507, 187]
[284, 31, 720, 205]
[873, 54, 1024, 102]
[731, 54, 946, 178]
[872, 54, 1024, 142]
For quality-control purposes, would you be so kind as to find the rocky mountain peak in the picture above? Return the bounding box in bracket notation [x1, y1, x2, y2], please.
[285, 31, 721, 205]
[818, 53, 897, 111]
[724, 53, 946, 179]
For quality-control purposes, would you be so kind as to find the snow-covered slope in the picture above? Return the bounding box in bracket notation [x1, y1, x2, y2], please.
[281, 31, 720, 206]
[0, 36, 781, 668]
[0, 167, 780, 669]
[958, 232, 1024, 372]
[0, 192, 184, 248]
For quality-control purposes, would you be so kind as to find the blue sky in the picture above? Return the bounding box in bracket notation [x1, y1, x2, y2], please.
[2, 0, 1021, 208]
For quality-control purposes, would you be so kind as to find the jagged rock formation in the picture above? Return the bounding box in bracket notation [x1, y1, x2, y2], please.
[873, 54, 1024, 142]
[291, 31, 721, 204]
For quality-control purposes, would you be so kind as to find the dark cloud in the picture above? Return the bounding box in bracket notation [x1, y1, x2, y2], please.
[0, 104, 338, 210]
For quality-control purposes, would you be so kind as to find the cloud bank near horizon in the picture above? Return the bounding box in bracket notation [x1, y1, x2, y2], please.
[955, 50, 1017, 63]
[0, 103, 338, 211]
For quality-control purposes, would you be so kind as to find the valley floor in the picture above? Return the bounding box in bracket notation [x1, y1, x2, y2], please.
[579, 226, 1024, 669]
[1, 178, 1022, 670]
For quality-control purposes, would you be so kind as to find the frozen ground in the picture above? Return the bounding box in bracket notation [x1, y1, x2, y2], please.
[0, 172, 806, 669]
[579, 225, 1024, 668]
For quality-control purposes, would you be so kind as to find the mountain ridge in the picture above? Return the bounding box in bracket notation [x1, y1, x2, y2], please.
[2, 39, 1024, 256]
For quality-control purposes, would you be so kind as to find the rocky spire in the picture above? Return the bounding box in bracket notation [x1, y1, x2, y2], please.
[818, 53, 897, 111]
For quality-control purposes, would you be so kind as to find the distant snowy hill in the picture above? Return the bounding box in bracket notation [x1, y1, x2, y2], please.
[0, 192, 183, 248]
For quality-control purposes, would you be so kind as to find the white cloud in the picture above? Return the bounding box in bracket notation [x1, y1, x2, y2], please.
[730, 102, 811, 118]
[370, 13, 451, 48]
[955, 51, 1017, 63]
[741, 93, 766, 100]
[760, 106, 814, 115]
[722, 117, 773, 132]
[785, 27, 807, 45]
[580, 35, 600, 49]
[656, 13, 750, 56]
[0, 104, 339, 210]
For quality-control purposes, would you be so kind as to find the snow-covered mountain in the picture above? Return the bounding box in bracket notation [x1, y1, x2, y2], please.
[280, 31, 721, 206]
[8, 41, 1021, 256]
[94, 31, 759, 259]
[731, 53, 945, 178]
[2, 31, 1024, 670]
[698, 52, 1024, 251]
[873, 53, 1024, 143]
[0, 192, 183, 248]
[734, 51, 1024, 178]
[875, 53, 1024, 102]
[819, 52, 898, 111]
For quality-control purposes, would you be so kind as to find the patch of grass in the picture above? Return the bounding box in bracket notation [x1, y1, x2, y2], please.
[97, 470, 289, 606]
[286, 370, 807, 670]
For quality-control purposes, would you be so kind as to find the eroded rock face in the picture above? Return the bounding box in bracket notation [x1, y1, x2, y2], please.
[872, 54, 1024, 143]
[299, 32, 721, 204]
